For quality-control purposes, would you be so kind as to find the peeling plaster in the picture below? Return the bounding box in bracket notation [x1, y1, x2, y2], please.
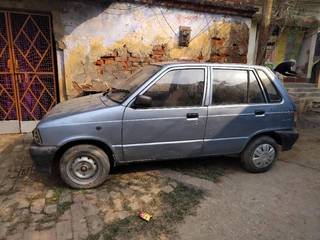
[61, 2, 251, 96]
[0, 0, 252, 98]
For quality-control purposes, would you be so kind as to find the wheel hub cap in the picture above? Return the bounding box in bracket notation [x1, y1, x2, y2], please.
[71, 156, 98, 179]
[252, 144, 275, 168]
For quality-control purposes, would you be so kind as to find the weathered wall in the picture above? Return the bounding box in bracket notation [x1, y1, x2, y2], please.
[94, 20, 249, 89]
[61, 2, 251, 97]
[0, 0, 252, 98]
[266, 27, 316, 78]
[271, 29, 304, 66]
[297, 30, 315, 78]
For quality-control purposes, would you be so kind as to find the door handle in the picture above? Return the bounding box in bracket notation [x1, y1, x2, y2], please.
[186, 113, 199, 119]
[255, 110, 265, 117]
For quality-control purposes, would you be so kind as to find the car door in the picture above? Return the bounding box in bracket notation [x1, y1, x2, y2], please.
[203, 67, 268, 156]
[122, 66, 208, 162]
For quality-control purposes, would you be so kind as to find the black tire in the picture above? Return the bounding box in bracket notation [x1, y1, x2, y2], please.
[241, 136, 279, 173]
[59, 144, 110, 189]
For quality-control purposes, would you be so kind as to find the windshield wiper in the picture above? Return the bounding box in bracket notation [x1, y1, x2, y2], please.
[110, 87, 130, 93]
[102, 87, 130, 103]
[103, 87, 129, 96]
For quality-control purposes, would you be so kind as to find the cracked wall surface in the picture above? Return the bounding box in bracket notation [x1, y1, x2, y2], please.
[0, 0, 252, 98]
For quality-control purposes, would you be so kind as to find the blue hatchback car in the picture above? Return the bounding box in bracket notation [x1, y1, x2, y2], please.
[30, 63, 299, 189]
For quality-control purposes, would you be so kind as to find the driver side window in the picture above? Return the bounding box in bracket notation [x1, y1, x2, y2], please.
[143, 68, 205, 108]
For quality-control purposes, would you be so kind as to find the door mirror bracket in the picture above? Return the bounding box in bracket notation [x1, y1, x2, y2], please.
[132, 95, 152, 108]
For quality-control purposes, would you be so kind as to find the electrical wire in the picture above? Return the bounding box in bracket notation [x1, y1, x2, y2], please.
[158, 7, 216, 42]
[159, 8, 178, 37]
[152, 8, 174, 39]
[189, 16, 215, 43]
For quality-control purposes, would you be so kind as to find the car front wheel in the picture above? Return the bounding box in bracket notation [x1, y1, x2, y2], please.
[241, 136, 279, 173]
[59, 144, 110, 189]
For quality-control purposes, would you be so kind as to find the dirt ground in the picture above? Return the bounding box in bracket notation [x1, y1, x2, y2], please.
[177, 127, 320, 240]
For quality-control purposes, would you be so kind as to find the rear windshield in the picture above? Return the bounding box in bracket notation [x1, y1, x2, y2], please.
[256, 70, 282, 103]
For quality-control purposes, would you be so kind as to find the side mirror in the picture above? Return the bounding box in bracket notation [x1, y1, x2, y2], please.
[133, 95, 152, 108]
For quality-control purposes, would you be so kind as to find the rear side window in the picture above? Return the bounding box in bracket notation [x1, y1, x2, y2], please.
[211, 69, 265, 105]
[248, 71, 265, 104]
[212, 70, 247, 105]
[257, 70, 282, 102]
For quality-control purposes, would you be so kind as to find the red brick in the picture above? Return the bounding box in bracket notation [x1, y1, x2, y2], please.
[152, 56, 163, 61]
[120, 61, 129, 70]
[132, 62, 140, 67]
[197, 53, 204, 61]
[152, 50, 165, 56]
[101, 55, 115, 60]
[115, 57, 127, 62]
[95, 60, 103, 66]
[128, 57, 140, 62]
[211, 39, 224, 48]
[152, 45, 164, 51]
[103, 59, 115, 65]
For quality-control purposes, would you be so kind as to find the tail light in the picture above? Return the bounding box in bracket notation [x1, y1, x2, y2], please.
[294, 111, 298, 127]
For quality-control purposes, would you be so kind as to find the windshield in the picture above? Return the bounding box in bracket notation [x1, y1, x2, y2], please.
[105, 65, 161, 103]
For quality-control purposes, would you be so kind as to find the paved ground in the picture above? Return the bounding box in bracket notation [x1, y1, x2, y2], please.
[0, 135, 188, 240]
[0, 123, 319, 240]
[177, 127, 320, 240]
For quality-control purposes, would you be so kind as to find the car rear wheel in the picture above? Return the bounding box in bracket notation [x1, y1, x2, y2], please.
[59, 144, 110, 189]
[241, 136, 279, 173]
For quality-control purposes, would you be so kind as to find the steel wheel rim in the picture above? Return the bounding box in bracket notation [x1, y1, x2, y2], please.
[66, 155, 99, 185]
[252, 144, 275, 168]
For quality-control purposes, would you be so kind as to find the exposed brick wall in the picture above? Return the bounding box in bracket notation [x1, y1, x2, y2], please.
[92, 44, 204, 89]
[210, 22, 249, 63]
[88, 21, 250, 93]
[95, 44, 168, 77]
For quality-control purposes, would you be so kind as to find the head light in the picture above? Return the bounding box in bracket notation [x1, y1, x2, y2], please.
[32, 128, 42, 144]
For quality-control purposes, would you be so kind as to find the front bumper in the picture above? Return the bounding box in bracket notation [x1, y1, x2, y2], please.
[275, 129, 299, 151]
[30, 142, 57, 173]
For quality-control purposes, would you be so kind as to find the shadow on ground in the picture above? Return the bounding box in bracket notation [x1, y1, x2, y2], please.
[0, 133, 242, 190]
[112, 155, 241, 182]
[0, 134, 226, 240]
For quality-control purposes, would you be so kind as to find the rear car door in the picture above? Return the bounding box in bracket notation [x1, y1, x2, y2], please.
[203, 67, 269, 155]
[122, 66, 208, 162]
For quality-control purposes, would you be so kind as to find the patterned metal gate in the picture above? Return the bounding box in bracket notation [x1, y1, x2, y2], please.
[0, 10, 57, 133]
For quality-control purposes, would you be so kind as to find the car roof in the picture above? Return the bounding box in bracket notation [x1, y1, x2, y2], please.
[152, 61, 267, 70]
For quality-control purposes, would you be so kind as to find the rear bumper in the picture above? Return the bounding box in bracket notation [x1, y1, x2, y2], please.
[275, 129, 299, 151]
[30, 143, 57, 173]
